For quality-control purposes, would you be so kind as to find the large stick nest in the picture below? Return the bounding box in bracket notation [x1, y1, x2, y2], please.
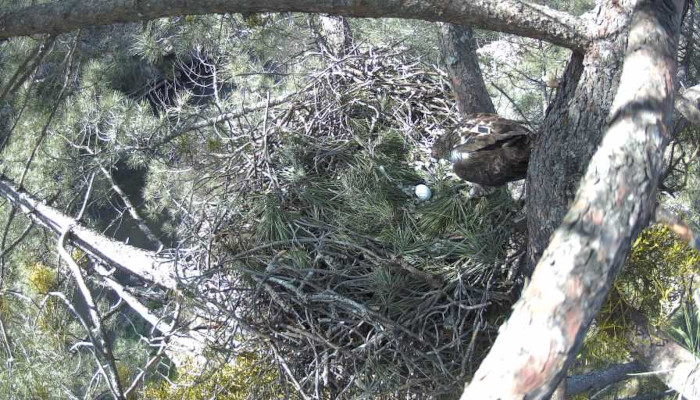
[171, 47, 523, 398]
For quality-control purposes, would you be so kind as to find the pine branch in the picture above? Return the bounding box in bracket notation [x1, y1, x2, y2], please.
[654, 205, 700, 252]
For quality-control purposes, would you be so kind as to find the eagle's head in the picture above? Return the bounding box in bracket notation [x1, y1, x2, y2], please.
[431, 129, 459, 160]
[431, 113, 504, 158]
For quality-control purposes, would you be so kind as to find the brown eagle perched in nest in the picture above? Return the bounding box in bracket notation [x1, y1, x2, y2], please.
[431, 113, 533, 187]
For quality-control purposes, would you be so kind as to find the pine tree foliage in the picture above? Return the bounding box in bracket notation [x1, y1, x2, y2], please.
[570, 225, 700, 398]
[0, 15, 526, 397]
[0, 3, 698, 399]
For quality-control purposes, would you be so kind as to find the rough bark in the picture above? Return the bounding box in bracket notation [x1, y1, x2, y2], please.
[0, 175, 180, 291]
[619, 392, 676, 400]
[0, 0, 695, 397]
[677, 0, 694, 85]
[528, 6, 700, 274]
[462, 0, 685, 398]
[549, 381, 566, 400]
[0, 0, 589, 51]
[526, 0, 635, 275]
[436, 23, 495, 116]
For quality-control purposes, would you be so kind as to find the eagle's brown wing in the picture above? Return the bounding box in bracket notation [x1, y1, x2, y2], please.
[432, 114, 533, 186]
[451, 132, 528, 154]
[451, 132, 531, 186]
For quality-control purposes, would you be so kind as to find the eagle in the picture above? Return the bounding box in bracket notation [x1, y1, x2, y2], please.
[431, 113, 532, 187]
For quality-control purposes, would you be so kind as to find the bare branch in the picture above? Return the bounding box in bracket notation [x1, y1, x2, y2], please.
[59, 227, 126, 400]
[654, 205, 700, 251]
[156, 91, 299, 148]
[92, 263, 206, 367]
[0, 0, 589, 50]
[123, 340, 167, 397]
[0, 175, 180, 290]
[566, 361, 644, 396]
[93, 264, 173, 332]
[58, 176, 125, 399]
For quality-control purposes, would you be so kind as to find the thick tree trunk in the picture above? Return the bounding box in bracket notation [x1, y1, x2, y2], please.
[2, 0, 699, 397]
[526, 1, 635, 275]
[463, 0, 685, 398]
[436, 23, 495, 116]
[526, 5, 700, 273]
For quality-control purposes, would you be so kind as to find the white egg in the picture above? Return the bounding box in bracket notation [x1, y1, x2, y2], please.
[414, 184, 432, 201]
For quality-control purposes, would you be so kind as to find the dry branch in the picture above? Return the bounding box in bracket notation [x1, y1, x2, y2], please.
[566, 361, 644, 396]
[0, 175, 181, 290]
[654, 205, 700, 251]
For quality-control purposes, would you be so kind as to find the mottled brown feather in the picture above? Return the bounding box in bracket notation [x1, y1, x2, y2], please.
[432, 113, 532, 186]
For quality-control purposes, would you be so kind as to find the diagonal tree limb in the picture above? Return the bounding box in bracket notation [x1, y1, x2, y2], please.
[0, 177, 209, 364]
[462, 0, 687, 398]
[58, 227, 126, 400]
[0, 174, 181, 290]
[47, 290, 124, 397]
[0, 0, 589, 51]
[123, 339, 167, 397]
[56, 172, 125, 399]
[92, 263, 207, 367]
[0, 35, 55, 107]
